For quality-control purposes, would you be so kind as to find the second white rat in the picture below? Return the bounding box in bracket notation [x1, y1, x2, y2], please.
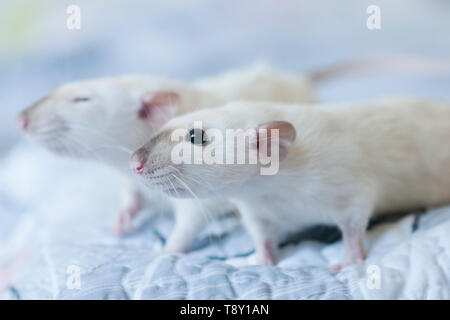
[16, 64, 317, 252]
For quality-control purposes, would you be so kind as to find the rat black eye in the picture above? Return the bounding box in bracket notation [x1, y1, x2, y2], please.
[188, 128, 207, 145]
[73, 97, 90, 103]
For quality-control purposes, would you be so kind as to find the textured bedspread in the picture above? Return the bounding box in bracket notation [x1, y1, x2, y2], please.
[1, 142, 450, 299]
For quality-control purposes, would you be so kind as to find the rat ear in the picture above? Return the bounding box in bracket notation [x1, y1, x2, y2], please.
[256, 121, 296, 161]
[138, 91, 179, 126]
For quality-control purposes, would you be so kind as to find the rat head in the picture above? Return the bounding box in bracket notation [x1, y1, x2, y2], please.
[130, 103, 296, 198]
[17, 76, 182, 165]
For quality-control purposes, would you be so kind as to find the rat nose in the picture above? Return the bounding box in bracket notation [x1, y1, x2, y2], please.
[17, 112, 30, 131]
[130, 148, 149, 175]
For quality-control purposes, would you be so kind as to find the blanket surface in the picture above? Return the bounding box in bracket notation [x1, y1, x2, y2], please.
[1, 142, 450, 300]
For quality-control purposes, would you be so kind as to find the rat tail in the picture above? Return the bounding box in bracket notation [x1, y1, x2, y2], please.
[309, 55, 450, 83]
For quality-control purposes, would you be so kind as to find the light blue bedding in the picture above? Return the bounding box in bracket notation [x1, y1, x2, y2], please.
[1, 143, 450, 299]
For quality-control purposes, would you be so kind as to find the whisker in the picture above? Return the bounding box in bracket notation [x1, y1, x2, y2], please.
[170, 173, 215, 246]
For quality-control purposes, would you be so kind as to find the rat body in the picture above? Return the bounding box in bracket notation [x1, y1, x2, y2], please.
[17, 64, 319, 252]
[18, 57, 449, 253]
[132, 97, 450, 267]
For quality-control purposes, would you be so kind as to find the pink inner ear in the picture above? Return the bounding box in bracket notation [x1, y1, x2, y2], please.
[256, 121, 296, 161]
[138, 91, 179, 125]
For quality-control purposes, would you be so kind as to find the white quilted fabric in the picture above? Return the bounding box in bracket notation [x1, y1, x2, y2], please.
[1, 142, 450, 299]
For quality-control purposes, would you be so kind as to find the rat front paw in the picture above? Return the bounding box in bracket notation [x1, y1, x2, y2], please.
[113, 197, 143, 236]
[255, 240, 277, 266]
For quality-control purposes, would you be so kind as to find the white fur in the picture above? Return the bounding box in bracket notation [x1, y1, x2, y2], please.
[18, 66, 317, 252]
[194, 61, 316, 104]
[137, 97, 450, 267]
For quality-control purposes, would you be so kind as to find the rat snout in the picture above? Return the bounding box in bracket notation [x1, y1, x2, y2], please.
[130, 148, 149, 175]
[17, 111, 30, 132]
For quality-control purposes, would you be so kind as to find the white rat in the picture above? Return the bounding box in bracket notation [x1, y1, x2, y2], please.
[131, 97, 450, 268]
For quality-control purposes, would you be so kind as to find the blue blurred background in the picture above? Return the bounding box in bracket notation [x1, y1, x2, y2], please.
[1, 0, 449, 152]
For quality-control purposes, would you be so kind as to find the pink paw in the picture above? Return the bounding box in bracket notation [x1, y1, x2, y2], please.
[330, 258, 364, 271]
[113, 198, 142, 236]
[256, 240, 277, 266]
